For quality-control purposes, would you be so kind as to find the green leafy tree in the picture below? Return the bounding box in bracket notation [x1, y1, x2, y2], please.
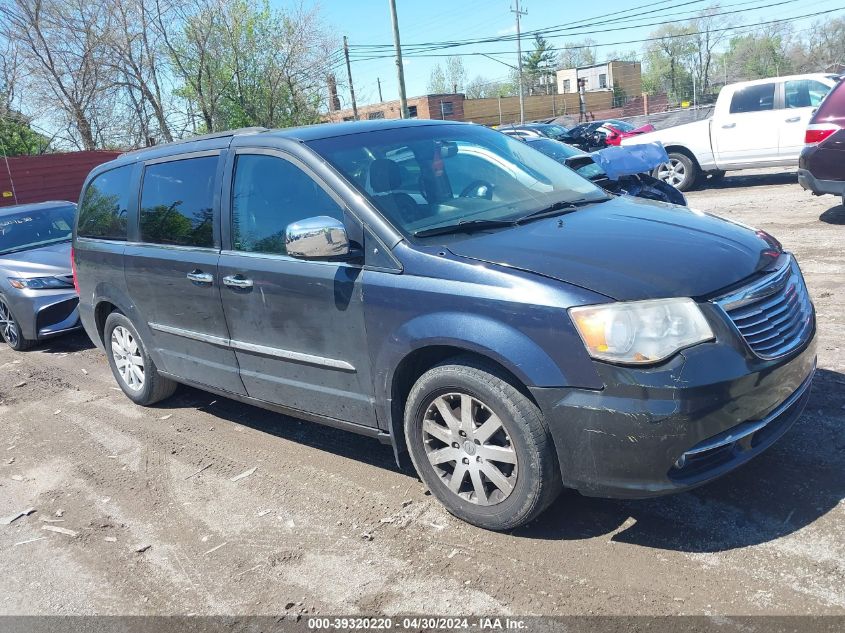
[642, 25, 696, 101]
[167, 0, 334, 132]
[0, 112, 49, 156]
[522, 35, 556, 95]
[722, 29, 794, 81]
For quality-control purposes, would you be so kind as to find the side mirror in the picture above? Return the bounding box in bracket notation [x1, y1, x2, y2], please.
[285, 216, 350, 260]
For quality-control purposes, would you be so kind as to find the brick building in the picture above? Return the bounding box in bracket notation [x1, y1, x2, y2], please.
[324, 93, 466, 123]
[556, 60, 642, 101]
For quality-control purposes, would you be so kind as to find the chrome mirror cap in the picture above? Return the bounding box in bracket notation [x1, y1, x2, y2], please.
[285, 216, 350, 259]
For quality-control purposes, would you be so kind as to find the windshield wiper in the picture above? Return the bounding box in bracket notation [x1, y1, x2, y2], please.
[515, 197, 609, 224]
[414, 219, 516, 237]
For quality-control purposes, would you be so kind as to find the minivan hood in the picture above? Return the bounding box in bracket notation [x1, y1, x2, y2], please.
[0, 240, 72, 277]
[445, 197, 780, 301]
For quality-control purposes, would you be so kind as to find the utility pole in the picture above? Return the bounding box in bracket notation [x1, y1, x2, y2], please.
[388, 0, 409, 119]
[343, 36, 358, 120]
[511, 0, 527, 123]
[377, 77, 383, 102]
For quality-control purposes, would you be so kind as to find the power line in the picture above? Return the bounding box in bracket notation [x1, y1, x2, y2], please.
[348, 6, 845, 63]
[349, 0, 776, 50]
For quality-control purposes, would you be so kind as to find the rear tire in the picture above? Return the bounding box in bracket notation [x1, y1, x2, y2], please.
[653, 152, 699, 192]
[104, 311, 176, 406]
[0, 296, 36, 351]
[404, 357, 561, 531]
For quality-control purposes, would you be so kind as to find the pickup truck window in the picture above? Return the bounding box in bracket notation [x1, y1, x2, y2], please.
[729, 83, 775, 114]
[784, 79, 831, 109]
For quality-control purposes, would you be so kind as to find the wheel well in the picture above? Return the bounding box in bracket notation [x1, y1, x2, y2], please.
[94, 301, 119, 346]
[388, 346, 537, 459]
[663, 145, 701, 172]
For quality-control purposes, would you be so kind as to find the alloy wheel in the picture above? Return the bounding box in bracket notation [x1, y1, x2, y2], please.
[111, 326, 145, 391]
[0, 299, 19, 347]
[656, 158, 686, 188]
[422, 392, 518, 506]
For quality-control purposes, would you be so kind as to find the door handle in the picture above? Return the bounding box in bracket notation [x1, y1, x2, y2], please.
[223, 275, 254, 289]
[785, 116, 801, 123]
[187, 270, 214, 284]
[721, 122, 736, 129]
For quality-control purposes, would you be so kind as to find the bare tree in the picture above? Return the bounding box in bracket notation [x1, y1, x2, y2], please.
[103, 0, 174, 143]
[689, 4, 736, 94]
[0, 0, 117, 150]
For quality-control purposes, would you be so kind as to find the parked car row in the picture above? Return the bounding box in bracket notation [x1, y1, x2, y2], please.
[0, 118, 820, 531]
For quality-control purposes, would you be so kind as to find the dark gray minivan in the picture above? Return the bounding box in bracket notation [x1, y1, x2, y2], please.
[73, 121, 816, 530]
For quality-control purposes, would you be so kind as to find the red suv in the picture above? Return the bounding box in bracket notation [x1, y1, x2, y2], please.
[798, 77, 845, 206]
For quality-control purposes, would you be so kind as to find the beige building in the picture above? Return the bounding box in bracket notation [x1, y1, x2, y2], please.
[556, 60, 642, 100]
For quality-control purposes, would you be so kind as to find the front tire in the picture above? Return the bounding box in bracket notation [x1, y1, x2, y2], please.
[404, 357, 561, 531]
[104, 311, 176, 405]
[0, 296, 35, 351]
[654, 152, 699, 192]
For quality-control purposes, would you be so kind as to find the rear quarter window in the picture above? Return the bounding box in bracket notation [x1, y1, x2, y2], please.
[77, 165, 133, 240]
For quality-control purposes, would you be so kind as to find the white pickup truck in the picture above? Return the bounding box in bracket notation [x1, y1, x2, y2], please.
[621, 73, 840, 191]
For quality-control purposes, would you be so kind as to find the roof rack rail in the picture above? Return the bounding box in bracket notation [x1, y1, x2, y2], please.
[123, 127, 268, 155]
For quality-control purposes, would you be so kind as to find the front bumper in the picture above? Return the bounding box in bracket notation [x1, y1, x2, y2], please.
[797, 168, 845, 197]
[4, 288, 81, 341]
[530, 333, 817, 499]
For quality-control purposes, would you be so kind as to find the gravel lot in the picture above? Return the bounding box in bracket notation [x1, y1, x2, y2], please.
[1, 168, 843, 617]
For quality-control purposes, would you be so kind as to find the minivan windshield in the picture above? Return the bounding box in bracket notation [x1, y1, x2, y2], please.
[0, 205, 75, 255]
[307, 124, 606, 237]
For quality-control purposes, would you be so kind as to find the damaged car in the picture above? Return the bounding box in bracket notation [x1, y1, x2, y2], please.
[523, 137, 686, 205]
[74, 120, 816, 531]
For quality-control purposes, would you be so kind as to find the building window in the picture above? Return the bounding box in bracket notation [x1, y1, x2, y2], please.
[599, 73, 607, 89]
[562, 79, 571, 93]
[367, 111, 385, 120]
[408, 105, 418, 118]
[440, 101, 453, 117]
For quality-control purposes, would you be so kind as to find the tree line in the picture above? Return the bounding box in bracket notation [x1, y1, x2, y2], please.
[427, 4, 844, 105]
[0, 0, 336, 153]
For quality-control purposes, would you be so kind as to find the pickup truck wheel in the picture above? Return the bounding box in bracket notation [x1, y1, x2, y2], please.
[654, 153, 698, 192]
[404, 357, 561, 531]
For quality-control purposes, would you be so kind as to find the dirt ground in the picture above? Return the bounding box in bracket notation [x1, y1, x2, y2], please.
[1, 168, 843, 617]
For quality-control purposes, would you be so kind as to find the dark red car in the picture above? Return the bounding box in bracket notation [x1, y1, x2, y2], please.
[798, 77, 845, 207]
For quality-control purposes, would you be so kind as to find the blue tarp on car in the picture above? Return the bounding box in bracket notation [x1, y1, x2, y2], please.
[590, 143, 669, 181]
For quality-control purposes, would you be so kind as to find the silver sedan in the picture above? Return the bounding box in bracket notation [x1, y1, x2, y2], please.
[0, 201, 81, 350]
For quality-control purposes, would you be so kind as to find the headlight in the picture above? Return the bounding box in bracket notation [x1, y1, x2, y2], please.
[569, 298, 714, 364]
[8, 276, 74, 290]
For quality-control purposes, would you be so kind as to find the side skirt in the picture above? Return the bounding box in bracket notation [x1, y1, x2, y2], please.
[158, 370, 392, 444]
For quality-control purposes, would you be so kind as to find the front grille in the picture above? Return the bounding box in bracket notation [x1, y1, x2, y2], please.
[715, 255, 813, 359]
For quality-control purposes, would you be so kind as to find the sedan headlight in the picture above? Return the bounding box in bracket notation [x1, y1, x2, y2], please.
[569, 298, 714, 364]
[8, 276, 74, 290]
